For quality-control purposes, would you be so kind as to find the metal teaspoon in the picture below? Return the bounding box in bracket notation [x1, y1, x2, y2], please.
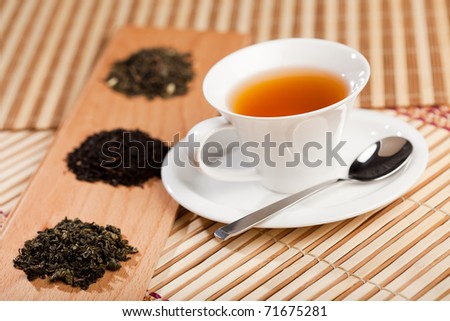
[214, 136, 413, 241]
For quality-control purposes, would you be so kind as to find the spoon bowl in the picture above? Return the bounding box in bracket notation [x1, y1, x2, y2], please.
[349, 137, 413, 181]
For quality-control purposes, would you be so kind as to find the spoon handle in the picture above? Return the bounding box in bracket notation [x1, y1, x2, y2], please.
[214, 179, 340, 240]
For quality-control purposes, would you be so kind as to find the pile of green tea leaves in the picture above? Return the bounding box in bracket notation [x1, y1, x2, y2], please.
[106, 47, 194, 99]
[13, 218, 138, 290]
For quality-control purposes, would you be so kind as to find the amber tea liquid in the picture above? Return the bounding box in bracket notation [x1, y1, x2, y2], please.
[231, 68, 348, 117]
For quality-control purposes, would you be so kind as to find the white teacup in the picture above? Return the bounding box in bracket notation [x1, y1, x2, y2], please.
[189, 38, 370, 194]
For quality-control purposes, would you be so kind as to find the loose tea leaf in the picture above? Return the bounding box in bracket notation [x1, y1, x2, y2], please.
[106, 47, 194, 99]
[66, 128, 169, 187]
[13, 218, 138, 290]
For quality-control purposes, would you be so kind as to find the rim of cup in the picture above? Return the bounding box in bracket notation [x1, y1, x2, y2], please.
[203, 38, 371, 120]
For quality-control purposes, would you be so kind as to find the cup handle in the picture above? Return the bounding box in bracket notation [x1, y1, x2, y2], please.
[188, 117, 261, 182]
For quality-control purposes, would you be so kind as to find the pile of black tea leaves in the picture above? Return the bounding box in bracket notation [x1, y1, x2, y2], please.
[13, 218, 138, 290]
[66, 128, 169, 187]
[106, 47, 194, 99]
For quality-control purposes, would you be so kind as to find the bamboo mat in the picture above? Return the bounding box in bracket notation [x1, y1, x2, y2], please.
[1, 0, 449, 301]
[1, 107, 448, 300]
[1, 0, 450, 130]
[145, 107, 450, 301]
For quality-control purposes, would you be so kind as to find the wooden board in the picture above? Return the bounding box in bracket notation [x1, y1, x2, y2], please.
[0, 27, 248, 300]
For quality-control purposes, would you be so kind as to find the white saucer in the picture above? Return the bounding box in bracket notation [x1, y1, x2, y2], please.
[162, 109, 428, 228]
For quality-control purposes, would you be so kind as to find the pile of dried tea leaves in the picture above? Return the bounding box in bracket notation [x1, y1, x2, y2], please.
[66, 128, 169, 187]
[106, 47, 194, 99]
[13, 218, 138, 290]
